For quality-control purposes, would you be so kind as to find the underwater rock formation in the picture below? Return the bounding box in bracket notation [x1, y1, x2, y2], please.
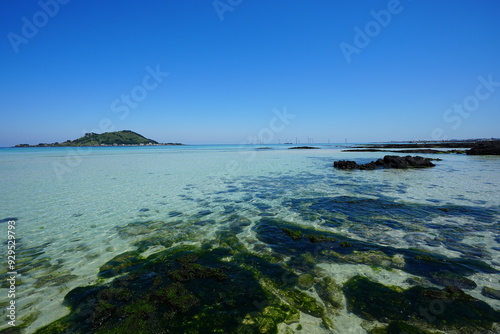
[30, 213, 499, 333]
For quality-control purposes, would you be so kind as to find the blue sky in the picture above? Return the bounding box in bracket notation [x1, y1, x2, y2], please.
[1, 0, 499, 146]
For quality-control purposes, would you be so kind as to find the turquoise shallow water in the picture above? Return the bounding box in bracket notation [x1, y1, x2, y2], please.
[1, 145, 499, 333]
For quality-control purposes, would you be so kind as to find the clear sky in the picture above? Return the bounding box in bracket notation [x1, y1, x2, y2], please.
[1, 0, 499, 146]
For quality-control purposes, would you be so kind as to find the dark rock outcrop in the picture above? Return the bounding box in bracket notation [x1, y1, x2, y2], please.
[334, 155, 435, 170]
[376, 155, 435, 168]
[333, 160, 358, 169]
[343, 148, 466, 154]
[466, 141, 500, 155]
[334, 160, 377, 170]
[351, 142, 476, 149]
[482, 286, 500, 300]
[289, 146, 320, 150]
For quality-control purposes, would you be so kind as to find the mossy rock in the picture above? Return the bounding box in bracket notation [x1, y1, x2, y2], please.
[281, 228, 303, 240]
[215, 230, 246, 253]
[430, 271, 477, 290]
[279, 288, 324, 318]
[406, 250, 497, 281]
[482, 286, 500, 300]
[304, 234, 336, 243]
[255, 218, 353, 258]
[418, 285, 477, 301]
[168, 257, 228, 282]
[17, 311, 41, 329]
[297, 273, 315, 289]
[343, 276, 412, 322]
[284, 196, 498, 228]
[314, 277, 343, 310]
[343, 275, 500, 331]
[132, 236, 173, 252]
[33, 273, 78, 288]
[254, 217, 497, 296]
[35, 246, 307, 334]
[98, 251, 145, 278]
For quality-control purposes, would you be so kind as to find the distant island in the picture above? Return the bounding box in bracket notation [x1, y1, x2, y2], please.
[15, 130, 183, 147]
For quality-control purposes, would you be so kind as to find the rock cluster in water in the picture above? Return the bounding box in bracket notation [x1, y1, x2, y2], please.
[466, 141, 500, 155]
[334, 155, 436, 170]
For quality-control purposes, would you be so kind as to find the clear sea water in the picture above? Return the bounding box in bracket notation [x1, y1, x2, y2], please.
[1, 144, 499, 333]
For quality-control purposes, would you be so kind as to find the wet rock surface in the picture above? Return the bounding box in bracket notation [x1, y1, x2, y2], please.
[467, 141, 500, 155]
[334, 155, 435, 170]
[344, 276, 500, 331]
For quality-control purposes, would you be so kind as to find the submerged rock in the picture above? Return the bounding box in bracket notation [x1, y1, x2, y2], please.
[297, 273, 315, 289]
[35, 244, 312, 334]
[343, 275, 500, 331]
[314, 277, 343, 310]
[430, 271, 477, 290]
[482, 286, 500, 300]
[30, 204, 500, 333]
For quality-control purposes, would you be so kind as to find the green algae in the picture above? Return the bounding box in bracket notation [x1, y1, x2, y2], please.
[35, 245, 312, 334]
[28, 206, 500, 333]
[418, 285, 478, 301]
[297, 273, 315, 289]
[322, 249, 404, 270]
[132, 236, 173, 252]
[152, 282, 200, 312]
[305, 234, 336, 243]
[274, 286, 324, 319]
[343, 276, 412, 322]
[285, 194, 498, 258]
[281, 228, 303, 240]
[254, 217, 496, 291]
[343, 275, 500, 331]
[414, 254, 441, 262]
[285, 195, 498, 227]
[214, 230, 247, 253]
[168, 254, 228, 282]
[98, 251, 145, 278]
[430, 270, 477, 290]
[33, 273, 78, 288]
[482, 286, 500, 300]
[0, 311, 40, 334]
[314, 277, 343, 310]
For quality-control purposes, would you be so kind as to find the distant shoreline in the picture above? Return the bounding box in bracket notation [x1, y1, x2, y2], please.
[12, 130, 183, 148]
[8, 138, 500, 149]
[13, 143, 184, 148]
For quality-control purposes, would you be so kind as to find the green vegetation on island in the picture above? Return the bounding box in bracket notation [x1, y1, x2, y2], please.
[15, 130, 182, 147]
